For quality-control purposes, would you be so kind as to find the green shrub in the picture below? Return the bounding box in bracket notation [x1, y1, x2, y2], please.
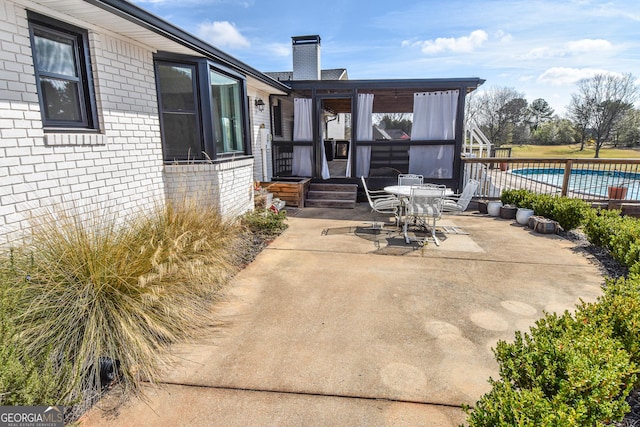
[240, 209, 288, 238]
[469, 310, 636, 426]
[583, 209, 640, 268]
[531, 194, 557, 220]
[548, 197, 590, 231]
[582, 276, 640, 361]
[500, 189, 536, 209]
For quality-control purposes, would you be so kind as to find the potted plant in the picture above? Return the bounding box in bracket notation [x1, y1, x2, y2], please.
[516, 207, 535, 225]
[607, 185, 628, 200]
[487, 201, 502, 217]
[476, 200, 489, 214]
[500, 204, 518, 219]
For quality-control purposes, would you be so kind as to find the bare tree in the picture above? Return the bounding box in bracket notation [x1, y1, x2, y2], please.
[569, 73, 639, 158]
[612, 108, 640, 147]
[473, 86, 528, 147]
[568, 94, 594, 151]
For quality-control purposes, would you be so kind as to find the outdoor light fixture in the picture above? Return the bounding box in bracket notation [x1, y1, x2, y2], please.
[254, 98, 265, 111]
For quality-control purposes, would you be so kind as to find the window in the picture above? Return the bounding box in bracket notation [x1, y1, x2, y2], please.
[155, 56, 248, 162]
[210, 69, 243, 154]
[28, 14, 98, 129]
[156, 63, 203, 161]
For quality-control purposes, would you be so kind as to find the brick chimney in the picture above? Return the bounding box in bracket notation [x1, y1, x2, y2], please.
[292, 35, 321, 80]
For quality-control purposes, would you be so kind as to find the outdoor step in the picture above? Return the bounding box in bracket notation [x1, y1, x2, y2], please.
[305, 183, 358, 209]
[304, 199, 357, 209]
[306, 190, 357, 200]
[308, 183, 358, 192]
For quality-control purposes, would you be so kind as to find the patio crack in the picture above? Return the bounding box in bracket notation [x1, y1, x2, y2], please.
[157, 380, 467, 410]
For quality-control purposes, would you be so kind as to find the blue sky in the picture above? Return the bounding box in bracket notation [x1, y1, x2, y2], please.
[132, 0, 639, 116]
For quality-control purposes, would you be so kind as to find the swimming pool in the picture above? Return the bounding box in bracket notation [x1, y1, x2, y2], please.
[510, 168, 640, 200]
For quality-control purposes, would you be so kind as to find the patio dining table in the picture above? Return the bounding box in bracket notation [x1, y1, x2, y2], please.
[384, 185, 454, 198]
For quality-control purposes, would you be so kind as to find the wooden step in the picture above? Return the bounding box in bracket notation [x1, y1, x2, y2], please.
[307, 190, 356, 200]
[308, 183, 358, 192]
[305, 183, 357, 209]
[305, 199, 357, 209]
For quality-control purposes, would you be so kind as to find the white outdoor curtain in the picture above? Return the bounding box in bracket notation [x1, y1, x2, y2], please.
[409, 90, 458, 178]
[292, 98, 313, 176]
[347, 93, 374, 177]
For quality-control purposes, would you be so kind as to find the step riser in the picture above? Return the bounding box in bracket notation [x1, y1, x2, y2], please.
[307, 191, 357, 200]
[305, 200, 357, 209]
[309, 184, 358, 192]
[305, 183, 358, 209]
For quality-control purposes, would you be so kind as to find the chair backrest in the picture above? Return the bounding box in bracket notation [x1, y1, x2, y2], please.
[398, 174, 423, 186]
[457, 180, 480, 210]
[407, 185, 445, 218]
[361, 176, 376, 207]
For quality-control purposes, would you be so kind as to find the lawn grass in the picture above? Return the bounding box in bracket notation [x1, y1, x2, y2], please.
[507, 144, 640, 159]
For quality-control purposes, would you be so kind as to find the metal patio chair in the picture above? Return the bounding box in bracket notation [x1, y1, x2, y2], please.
[404, 184, 446, 246]
[361, 176, 401, 228]
[442, 179, 479, 213]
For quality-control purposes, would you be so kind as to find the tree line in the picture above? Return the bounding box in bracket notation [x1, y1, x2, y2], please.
[466, 73, 640, 158]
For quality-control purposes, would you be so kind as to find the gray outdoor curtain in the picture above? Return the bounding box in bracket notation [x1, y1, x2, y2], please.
[409, 90, 458, 178]
[292, 98, 313, 176]
[347, 93, 374, 177]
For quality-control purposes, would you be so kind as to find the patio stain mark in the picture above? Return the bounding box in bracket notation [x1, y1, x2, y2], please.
[500, 300, 537, 316]
[469, 311, 509, 331]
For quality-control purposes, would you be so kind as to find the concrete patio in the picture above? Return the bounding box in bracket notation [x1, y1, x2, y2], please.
[81, 204, 605, 426]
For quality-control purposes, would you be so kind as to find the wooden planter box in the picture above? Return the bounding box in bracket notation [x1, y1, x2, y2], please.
[260, 178, 311, 208]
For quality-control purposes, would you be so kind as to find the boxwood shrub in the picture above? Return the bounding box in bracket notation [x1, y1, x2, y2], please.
[499, 190, 589, 231]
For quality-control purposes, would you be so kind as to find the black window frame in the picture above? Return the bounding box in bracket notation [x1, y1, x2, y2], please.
[28, 12, 99, 130]
[154, 53, 251, 163]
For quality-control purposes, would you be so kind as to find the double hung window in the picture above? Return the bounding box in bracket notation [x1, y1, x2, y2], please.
[29, 13, 98, 129]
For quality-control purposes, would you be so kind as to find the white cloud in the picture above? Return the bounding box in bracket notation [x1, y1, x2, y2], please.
[523, 38, 613, 59]
[197, 21, 250, 49]
[537, 67, 617, 85]
[565, 38, 613, 53]
[406, 29, 489, 54]
[494, 29, 512, 43]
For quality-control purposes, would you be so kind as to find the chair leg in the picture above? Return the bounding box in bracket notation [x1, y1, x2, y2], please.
[403, 216, 410, 244]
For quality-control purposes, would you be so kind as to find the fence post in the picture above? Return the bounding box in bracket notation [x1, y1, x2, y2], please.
[561, 160, 573, 197]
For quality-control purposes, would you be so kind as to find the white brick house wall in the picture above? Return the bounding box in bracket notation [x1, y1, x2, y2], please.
[0, 0, 260, 245]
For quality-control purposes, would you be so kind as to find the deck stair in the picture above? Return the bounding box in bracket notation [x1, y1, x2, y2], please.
[305, 183, 358, 209]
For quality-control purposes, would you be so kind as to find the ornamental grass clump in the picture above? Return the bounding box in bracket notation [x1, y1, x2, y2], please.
[13, 199, 241, 408]
[0, 258, 76, 407]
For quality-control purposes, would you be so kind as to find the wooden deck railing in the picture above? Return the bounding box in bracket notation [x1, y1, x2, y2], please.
[462, 157, 640, 202]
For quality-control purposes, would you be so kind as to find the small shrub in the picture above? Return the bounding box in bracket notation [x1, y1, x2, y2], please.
[500, 189, 536, 209]
[240, 209, 288, 238]
[549, 197, 589, 231]
[532, 194, 557, 220]
[469, 310, 636, 426]
[582, 208, 623, 248]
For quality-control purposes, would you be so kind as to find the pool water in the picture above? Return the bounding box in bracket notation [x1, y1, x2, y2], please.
[511, 168, 640, 200]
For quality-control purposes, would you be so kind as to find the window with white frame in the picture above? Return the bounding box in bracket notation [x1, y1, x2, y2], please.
[28, 13, 98, 130]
